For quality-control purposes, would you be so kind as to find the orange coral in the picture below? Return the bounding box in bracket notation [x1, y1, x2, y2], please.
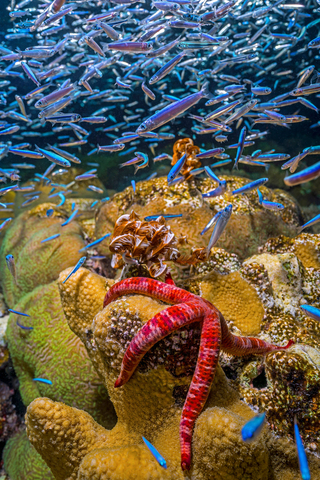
[172, 138, 201, 179]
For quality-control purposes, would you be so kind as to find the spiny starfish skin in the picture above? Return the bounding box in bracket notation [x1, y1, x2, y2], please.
[103, 277, 293, 471]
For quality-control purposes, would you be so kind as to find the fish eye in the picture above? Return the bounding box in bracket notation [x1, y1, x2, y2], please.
[146, 42, 153, 50]
[139, 124, 147, 131]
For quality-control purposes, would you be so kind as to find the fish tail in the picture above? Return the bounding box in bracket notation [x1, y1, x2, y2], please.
[134, 164, 139, 175]
[201, 81, 211, 98]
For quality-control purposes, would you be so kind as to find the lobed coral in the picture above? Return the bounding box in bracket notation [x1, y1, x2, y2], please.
[95, 175, 301, 261]
[188, 238, 320, 451]
[24, 267, 320, 479]
[0, 203, 117, 480]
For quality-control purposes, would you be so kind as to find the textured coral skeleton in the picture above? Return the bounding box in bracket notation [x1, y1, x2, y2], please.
[103, 276, 294, 471]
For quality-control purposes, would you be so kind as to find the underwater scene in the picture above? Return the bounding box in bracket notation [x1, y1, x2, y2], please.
[0, 0, 320, 478]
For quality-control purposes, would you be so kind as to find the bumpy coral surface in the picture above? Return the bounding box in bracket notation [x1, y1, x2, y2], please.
[188, 238, 320, 452]
[95, 175, 301, 260]
[4, 430, 54, 480]
[0, 203, 117, 480]
[0, 203, 85, 306]
[5, 281, 115, 426]
[25, 267, 320, 480]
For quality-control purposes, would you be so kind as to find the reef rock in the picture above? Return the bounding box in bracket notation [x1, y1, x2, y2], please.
[95, 175, 301, 260]
[24, 267, 320, 480]
[188, 236, 320, 451]
[0, 204, 117, 480]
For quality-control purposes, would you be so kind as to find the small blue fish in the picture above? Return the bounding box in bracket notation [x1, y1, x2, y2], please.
[57, 193, 65, 207]
[17, 320, 33, 330]
[204, 166, 220, 183]
[201, 211, 221, 235]
[61, 209, 79, 227]
[241, 413, 266, 442]
[300, 304, 320, 322]
[142, 436, 167, 469]
[79, 234, 111, 252]
[144, 214, 183, 221]
[6, 254, 16, 284]
[202, 180, 227, 198]
[41, 233, 61, 243]
[167, 153, 187, 184]
[63, 257, 87, 284]
[234, 126, 247, 170]
[257, 188, 284, 211]
[131, 179, 136, 193]
[8, 309, 30, 317]
[46, 209, 54, 217]
[299, 213, 320, 232]
[232, 178, 268, 195]
[294, 417, 311, 480]
[284, 161, 320, 187]
[33, 378, 52, 385]
[0, 218, 13, 231]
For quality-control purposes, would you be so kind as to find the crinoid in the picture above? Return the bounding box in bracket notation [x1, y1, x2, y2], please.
[104, 276, 294, 471]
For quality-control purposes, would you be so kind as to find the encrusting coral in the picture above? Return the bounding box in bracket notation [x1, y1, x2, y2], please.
[95, 174, 301, 261]
[0, 203, 117, 480]
[24, 267, 320, 479]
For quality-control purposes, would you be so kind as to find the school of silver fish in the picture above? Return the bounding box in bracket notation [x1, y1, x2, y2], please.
[1, 0, 320, 476]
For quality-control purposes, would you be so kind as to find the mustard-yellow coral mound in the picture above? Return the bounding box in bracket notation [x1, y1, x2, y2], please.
[24, 268, 320, 480]
[95, 176, 301, 260]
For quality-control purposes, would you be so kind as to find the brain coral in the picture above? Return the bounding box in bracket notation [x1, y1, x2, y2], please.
[0, 203, 117, 480]
[95, 175, 301, 260]
[0, 202, 85, 307]
[24, 267, 320, 479]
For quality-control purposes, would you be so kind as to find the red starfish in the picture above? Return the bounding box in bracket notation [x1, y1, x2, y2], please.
[103, 277, 293, 471]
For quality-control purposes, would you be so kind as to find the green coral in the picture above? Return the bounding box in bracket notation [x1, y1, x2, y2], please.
[1, 205, 117, 480]
[0, 203, 85, 307]
[5, 281, 115, 426]
[3, 430, 54, 480]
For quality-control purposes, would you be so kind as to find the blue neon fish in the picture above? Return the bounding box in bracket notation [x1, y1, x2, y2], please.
[17, 320, 33, 330]
[79, 234, 111, 252]
[167, 153, 187, 184]
[294, 417, 311, 480]
[241, 412, 266, 442]
[144, 214, 183, 221]
[33, 378, 52, 385]
[62, 257, 87, 284]
[232, 178, 268, 195]
[142, 436, 167, 469]
[8, 309, 30, 317]
[41, 233, 61, 243]
[300, 304, 320, 322]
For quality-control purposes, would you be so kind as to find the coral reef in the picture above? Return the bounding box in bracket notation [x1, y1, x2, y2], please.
[0, 203, 85, 307]
[0, 203, 117, 480]
[24, 267, 320, 479]
[188, 239, 320, 450]
[95, 175, 301, 261]
[3, 430, 54, 480]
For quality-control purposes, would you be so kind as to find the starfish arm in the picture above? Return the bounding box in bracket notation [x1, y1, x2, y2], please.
[114, 299, 207, 387]
[180, 311, 221, 471]
[220, 314, 294, 355]
[103, 277, 195, 308]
